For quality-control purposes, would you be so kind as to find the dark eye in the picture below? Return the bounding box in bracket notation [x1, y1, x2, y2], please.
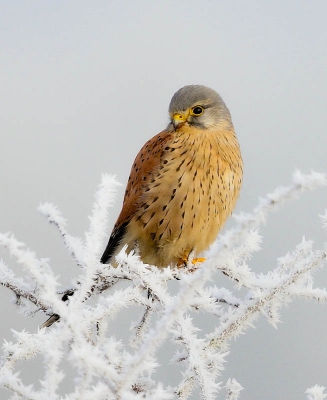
[191, 106, 204, 116]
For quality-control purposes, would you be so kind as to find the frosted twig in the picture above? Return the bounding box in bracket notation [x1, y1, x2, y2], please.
[0, 170, 326, 399]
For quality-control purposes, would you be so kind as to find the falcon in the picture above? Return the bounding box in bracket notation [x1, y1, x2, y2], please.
[40, 85, 243, 329]
[101, 85, 243, 267]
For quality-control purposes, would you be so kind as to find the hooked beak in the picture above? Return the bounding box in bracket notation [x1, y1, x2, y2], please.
[172, 112, 188, 129]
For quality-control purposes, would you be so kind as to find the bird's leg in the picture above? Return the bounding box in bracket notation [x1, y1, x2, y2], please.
[177, 249, 193, 267]
[177, 250, 206, 271]
[186, 250, 206, 267]
[177, 254, 189, 268]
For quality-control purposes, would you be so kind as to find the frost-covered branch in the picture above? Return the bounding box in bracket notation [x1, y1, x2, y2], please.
[306, 385, 327, 400]
[0, 171, 326, 399]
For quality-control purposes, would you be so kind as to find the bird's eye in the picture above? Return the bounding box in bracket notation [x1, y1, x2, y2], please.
[191, 106, 204, 116]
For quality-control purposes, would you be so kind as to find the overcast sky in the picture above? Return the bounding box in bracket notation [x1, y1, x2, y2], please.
[1, 1, 327, 399]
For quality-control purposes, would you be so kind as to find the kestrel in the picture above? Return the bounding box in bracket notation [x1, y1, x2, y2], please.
[40, 85, 242, 329]
[101, 85, 243, 268]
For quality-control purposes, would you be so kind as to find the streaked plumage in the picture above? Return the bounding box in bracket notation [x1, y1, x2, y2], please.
[101, 85, 243, 267]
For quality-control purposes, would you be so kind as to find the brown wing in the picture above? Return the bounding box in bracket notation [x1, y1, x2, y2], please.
[100, 129, 173, 264]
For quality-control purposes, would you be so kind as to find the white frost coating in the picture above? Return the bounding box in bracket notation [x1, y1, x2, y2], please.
[0, 170, 326, 399]
[320, 209, 327, 231]
[225, 378, 243, 400]
[306, 385, 327, 400]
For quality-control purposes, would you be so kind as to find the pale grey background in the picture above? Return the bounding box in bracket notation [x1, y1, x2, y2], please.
[1, 1, 327, 398]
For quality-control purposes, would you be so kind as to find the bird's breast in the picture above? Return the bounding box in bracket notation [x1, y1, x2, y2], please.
[127, 127, 243, 265]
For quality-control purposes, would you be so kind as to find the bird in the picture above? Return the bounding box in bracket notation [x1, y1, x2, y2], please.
[100, 85, 243, 268]
[40, 85, 242, 328]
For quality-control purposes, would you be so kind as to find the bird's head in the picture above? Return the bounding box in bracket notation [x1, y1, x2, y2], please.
[167, 85, 232, 131]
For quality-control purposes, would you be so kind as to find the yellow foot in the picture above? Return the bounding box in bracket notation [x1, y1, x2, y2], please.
[191, 257, 206, 265]
[185, 257, 206, 273]
[177, 256, 206, 272]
